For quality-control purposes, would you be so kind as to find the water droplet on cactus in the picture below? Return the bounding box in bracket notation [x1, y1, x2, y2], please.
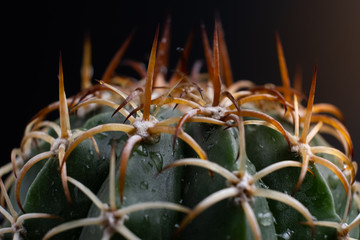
[140, 181, 149, 190]
[276, 228, 294, 240]
[149, 152, 163, 171]
[257, 212, 273, 226]
[136, 145, 148, 156]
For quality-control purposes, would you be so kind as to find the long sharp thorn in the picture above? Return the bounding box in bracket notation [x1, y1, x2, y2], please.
[59, 55, 71, 139]
[300, 65, 317, 143]
[58, 58, 73, 204]
[212, 21, 222, 107]
[143, 26, 159, 121]
[275, 31, 291, 102]
[215, 15, 233, 88]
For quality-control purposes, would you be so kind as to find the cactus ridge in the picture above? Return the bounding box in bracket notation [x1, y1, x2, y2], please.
[1, 16, 359, 240]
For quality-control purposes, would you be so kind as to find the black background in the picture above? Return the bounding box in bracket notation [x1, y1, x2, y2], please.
[2, 0, 360, 179]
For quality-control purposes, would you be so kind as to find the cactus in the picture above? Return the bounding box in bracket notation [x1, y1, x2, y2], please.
[1, 17, 359, 240]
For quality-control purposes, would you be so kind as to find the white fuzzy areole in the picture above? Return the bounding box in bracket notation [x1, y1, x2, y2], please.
[50, 138, 69, 155]
[132, 116, 159, 139]
[200, 106, 226, 120]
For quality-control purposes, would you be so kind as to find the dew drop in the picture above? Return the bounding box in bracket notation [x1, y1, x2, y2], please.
[276, 228, 294, 240]
[136, 145, 148, 157]
[140, 181, 149, 190]
[149, 152, 163, 171]
[257, 212, 273, 226]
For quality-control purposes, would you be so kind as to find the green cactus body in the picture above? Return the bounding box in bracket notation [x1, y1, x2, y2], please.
[178, 123, 277, 240]
[19, 111, 129, 239]
[1, 18, 359, 240]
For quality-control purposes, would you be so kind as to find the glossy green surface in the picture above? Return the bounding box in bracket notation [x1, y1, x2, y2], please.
[4, 109, 358, 240]
[179, 123, 277, 240]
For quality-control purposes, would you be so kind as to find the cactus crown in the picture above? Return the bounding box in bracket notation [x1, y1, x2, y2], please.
[1, 15, 359, 240]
